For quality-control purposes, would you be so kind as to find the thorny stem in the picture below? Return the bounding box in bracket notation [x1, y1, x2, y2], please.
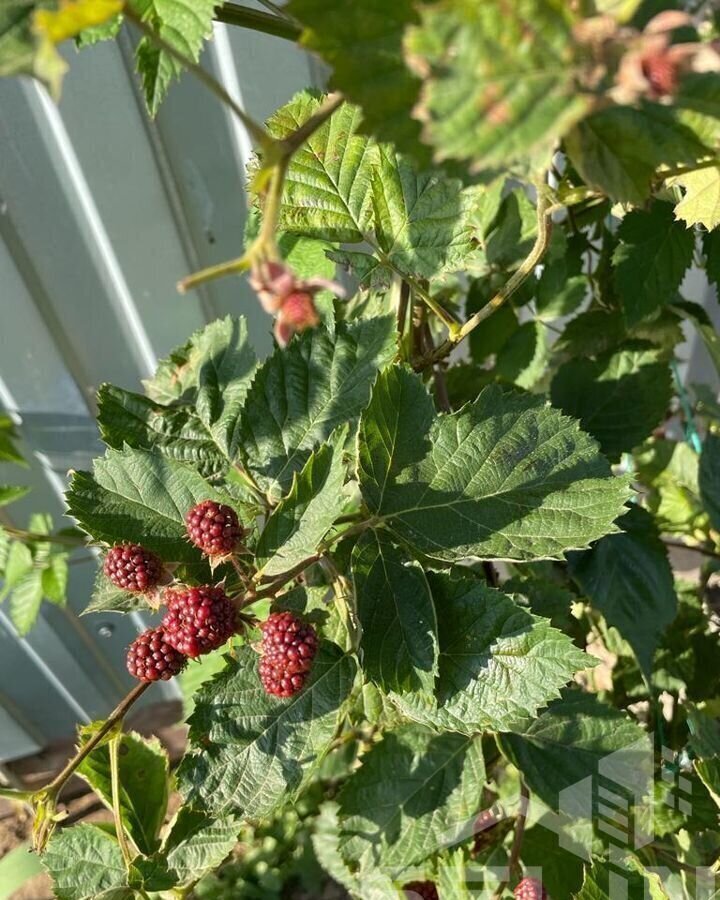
[492, 782, 530, 900]
[414, 187, 553, 371]
[421, 321, 451, 413]
[110, 733, 134, 868]
[214, 3, 302, 41]
[45, 683, 150, 797]
[123, 5, 269, 147]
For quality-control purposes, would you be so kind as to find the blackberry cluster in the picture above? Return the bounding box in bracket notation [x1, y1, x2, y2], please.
[514, 877, 547, 900]
[259, 612, 318, 698]
[404, 883, 439, 900]
[162, 585, 236, 658]
[126, 627, 186, 682]
[185, 500, 243, 557]
[104, 543, 162, 593]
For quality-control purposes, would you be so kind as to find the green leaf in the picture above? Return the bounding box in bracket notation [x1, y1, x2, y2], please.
[371, 144, 475, 278]
[568, 506, 678, 676]
[635, 439, 705, 536]
[612, 202, 695, 326]
[286, 3, 424, 160]
[77, 732, 169, 855]
[239, 317, 396, 501]
[76, 11, 123, 48]
[494, 320, 548, 390]
[483, 188, 538, 269]
[704, 230, 720, 290]
[336, 725, 484, 873]
[565, 104, 710, 205]
[499, 690, 651, 811]
[0, 415, 26, 466]
[133, 0, 219, 116]
[66, 447, 227, 562]
[699, 432, 720, 532]
[351, 529, 438, 695]
[521, 821, 585, 900]
[390, 573, 591, 734]
[192, 315, 257, 459]
[84, 566, 146, 616]
[0, 484, 30, 508]
[162, 808, 239, 885]
[2, 540, 33, 590]
[8, 569, 44, 636]
[264, 91, 376, 243]
[177, 642, 356, 818]
[695, 757, 720, 810]
[550, 344, 672, 461]
[669, 164, 720, 230]
[42, 824, 130, 900]
[97, 385, 226, 480]
[575, 857, 669, 900]
[405, 0, 588, 171]
[255, 427, 348, 578]
[42, 553, 68, 606]
[358, 366, 631, 562]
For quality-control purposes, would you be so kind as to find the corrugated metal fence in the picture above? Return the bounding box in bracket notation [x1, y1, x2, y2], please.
[0, 16, 318, 761]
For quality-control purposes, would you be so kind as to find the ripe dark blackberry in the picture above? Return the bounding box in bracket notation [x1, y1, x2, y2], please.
[185, 499, 243, 556]
[404, 883, 439, 900]
[514, 877, 547, 900]
[104, 543, 162, 593]
[162, 585, 236, 658]
[126, 627, 186, 682]
[259, 612, 318, 698]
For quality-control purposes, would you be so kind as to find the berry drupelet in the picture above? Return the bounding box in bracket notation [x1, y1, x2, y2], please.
[259, 612, 318, 698]
[162, 585, 237, 658]
[104, 543, 163, 593]
[404, 883, 439, 900]
[514, 877, 547, 900]
[126, 627, 186, 682]
[185, 499, 244, 557]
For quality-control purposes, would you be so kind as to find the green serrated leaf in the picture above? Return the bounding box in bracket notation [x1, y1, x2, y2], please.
[336, 724, 485, 873]
[669, 164, 720, 230]
[239, 317, 396, 501]
[550, 343, 672, 461]
[672, 299, 720, 381]
[286, 2, 425, 161]
[575, 856, 669, 900]
[42, 553, 68, 606]
[263, 91, 376, 243]
[2, 540, 33, 590]
[351, 529, 438, 695]
[0, 415, 26, 466]
[699, 432, 720, 532]
[77, 732, 169, 856]
[42, 824, 130, 900]
[371, 144, 475, 278]
[133, 0, 219, 116]
[177, 642, 356, 818]
[76, 11, 123, 47]
[613, 202, 695, 327]
[162, 807, 239, 885]
[565, 104, 710, 205]
[0, 484, 30, 507]
[8, 569, 44, 636]
[390, 573, 591, 734]
[97, 384, 226, 480]
[568, 506, 678, 677]
[499, 689, 651, 811]
[66, 447, 226, 562]
[358, 366, 631, 562]
[405, 0, 588, 171]
[494, 320, 548, 390]
[255, 426, 348, 579]
[84, 565, 147, 616]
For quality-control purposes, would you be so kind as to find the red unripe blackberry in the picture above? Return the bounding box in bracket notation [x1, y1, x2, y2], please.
[104, 543, 162, 593]
[514, 877, 547, 900]
[259, 612, 318, 698]
[472, 808, 499, 855]
[185, 499, 243, 557]
[162, 585, 236, 658]
[404, 883, 439, 900]
[126, 627, 186, 682]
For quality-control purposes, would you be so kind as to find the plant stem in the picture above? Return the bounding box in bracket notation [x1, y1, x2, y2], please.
[663, 539, 720, 560]
[45, 683, 150, 797]
[2, 526, 88, 548]
[177, 254, 250, 294]
[123, 5, 269, 147]
[414, 188, 553, 371]
[659, 156, 720, 182]
[214, 3, 301, 41]
[493, 781, 529, 900]
[279, 93, 344, 156]
[109, 733, 134, 869]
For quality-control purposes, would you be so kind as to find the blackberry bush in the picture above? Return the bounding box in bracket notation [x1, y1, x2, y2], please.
[126, 626, 187, 682]
[5, 3, 720, 900]
[186, 499, 244, 557]
[103, 543, 162, 593]
[162, 585, 237, 658]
